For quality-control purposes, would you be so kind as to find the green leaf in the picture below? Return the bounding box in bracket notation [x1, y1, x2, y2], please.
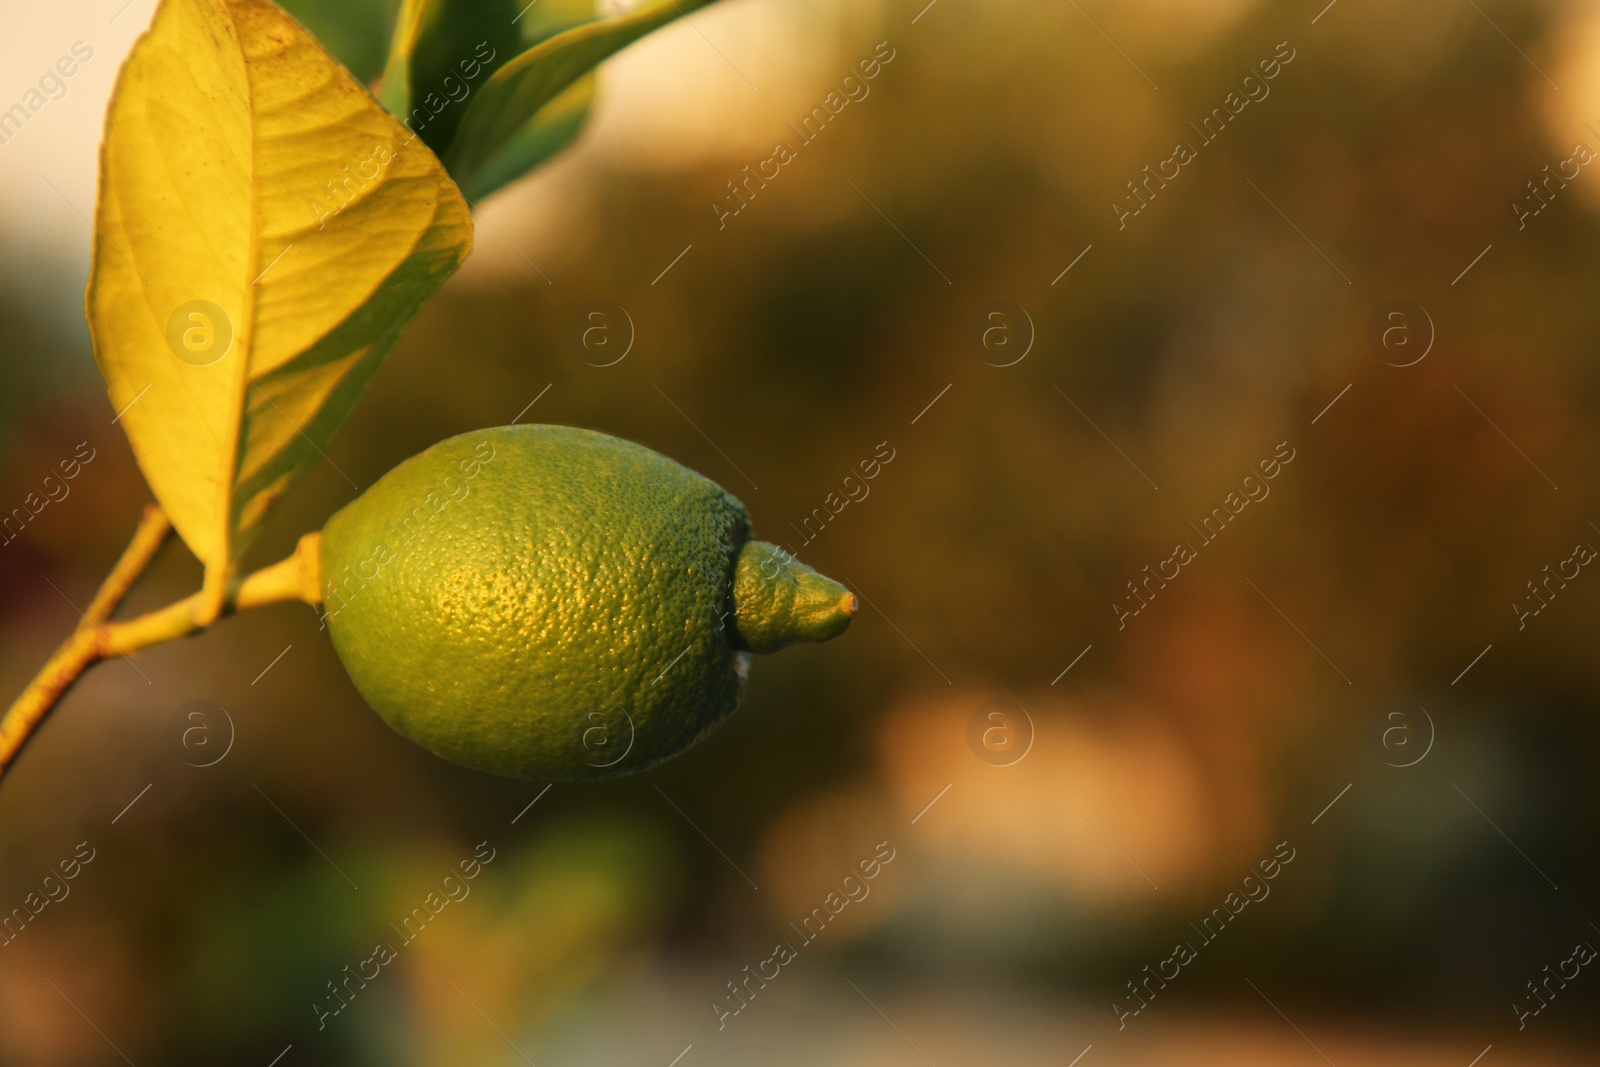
[456, 73, 594, 202]
[276, 0, 393, 82]
[378, 0, 600, 197]
[444, 0, 713, 201]
[89, 0, 472, 591]
[377, 0, 526, 154]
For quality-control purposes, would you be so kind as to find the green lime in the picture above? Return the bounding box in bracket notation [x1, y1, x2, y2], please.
[317, 425, 854, 780]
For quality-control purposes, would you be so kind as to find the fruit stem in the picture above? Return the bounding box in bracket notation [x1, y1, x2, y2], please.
[0, 509, 322, 783]
[236, 532, 323, 609]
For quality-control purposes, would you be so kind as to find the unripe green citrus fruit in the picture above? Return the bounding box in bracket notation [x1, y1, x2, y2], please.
[317, 425, 854, 780]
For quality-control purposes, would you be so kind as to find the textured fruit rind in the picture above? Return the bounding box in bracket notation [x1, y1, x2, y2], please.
[319, 424, 751, 780]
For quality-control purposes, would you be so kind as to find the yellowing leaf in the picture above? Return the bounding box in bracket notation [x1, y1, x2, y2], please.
[89, 0, 472, 585]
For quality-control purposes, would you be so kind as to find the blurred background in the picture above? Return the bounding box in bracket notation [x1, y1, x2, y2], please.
[4, 0, 1600, 1062]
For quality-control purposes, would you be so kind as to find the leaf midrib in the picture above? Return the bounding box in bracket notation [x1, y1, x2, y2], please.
[207, 0, 262, 606]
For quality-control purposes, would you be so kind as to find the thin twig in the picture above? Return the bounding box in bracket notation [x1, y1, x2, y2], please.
[83, 505, 173, 624]
[0, 510, 322, 782]
[0, 505, 172, 777]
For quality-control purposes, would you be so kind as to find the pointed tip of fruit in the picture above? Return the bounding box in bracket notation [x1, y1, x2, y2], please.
[732, 541, 856, 654]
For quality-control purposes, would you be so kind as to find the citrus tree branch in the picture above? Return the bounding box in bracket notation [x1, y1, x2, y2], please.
[84, 504, 174, 624]
[0, 504, 173, 779]
[0, 511, 322, 783]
